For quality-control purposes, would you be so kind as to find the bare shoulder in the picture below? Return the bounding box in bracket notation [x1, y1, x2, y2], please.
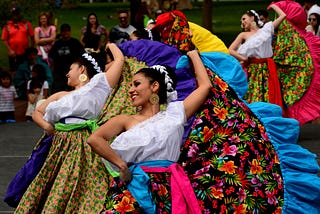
[107, 114, 134, 132]
[117, 114, 141, 130]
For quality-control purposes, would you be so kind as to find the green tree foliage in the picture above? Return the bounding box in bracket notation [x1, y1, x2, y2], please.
[0, 0, 61, 28]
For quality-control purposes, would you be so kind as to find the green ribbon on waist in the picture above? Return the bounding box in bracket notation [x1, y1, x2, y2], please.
[55, 119, 99, 132]
[55, 119, 120, 177]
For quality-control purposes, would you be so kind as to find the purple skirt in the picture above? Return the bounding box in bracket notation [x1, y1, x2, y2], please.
[4, 134, 53, 208]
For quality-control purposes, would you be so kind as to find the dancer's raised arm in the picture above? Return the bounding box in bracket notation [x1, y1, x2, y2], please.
[183, 50, 213, 119]
[104, 43, 124, 88]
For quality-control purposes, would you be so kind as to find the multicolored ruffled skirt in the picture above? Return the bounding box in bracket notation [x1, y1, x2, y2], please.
[97, 40, 320, 213]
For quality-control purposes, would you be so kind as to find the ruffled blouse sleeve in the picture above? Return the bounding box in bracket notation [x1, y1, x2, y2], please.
[44, 73, 111, 124]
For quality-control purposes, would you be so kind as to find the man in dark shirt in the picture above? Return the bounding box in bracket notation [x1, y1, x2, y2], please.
[49, 23, 84, 93]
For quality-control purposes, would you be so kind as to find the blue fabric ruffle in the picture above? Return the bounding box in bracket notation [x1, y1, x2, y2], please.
[249, 102, 320, 214]
[176, 52, 248, 98]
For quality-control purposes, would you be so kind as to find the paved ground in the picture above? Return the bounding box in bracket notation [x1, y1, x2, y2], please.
[0, 100, 319, 213]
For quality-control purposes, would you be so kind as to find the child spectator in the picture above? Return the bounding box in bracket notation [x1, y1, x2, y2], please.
[25, 64, 49, 121]
[0, 71, 18, 123]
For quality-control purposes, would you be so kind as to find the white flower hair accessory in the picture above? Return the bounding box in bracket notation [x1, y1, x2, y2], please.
[82, 53, 102, 73]
[250, 10, 264, 28]
[151, 65, 178, 103]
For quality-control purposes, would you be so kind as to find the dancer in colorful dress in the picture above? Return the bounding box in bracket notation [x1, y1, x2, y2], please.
[13, 43, 124, 213]
[92, 9, 320, 213]
[272, 0, 320, 125]
[88, 48, 211, 213]
[228, 4, 286, 109]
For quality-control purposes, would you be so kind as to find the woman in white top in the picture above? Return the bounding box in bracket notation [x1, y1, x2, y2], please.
[15, 43, 124, 213]
[229, 5, 286, 108]
[87, 50, 212, 182]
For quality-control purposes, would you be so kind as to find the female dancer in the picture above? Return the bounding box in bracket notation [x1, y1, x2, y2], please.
[91, 10, 320, 213]
[272, 1, 320, 124]
[88, 49, 211, 213]
[228, 5, 286, 109]
[14, 43, 124, 213]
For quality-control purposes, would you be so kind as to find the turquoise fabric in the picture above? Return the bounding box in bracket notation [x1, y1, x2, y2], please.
[176, 52, 248, 98]
[127, 160, 173, 214]
[249, 102, 320, 214]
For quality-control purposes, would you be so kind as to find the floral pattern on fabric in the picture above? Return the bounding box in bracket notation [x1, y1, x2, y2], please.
[179, 68, 284, 213]
[102, 172, 172, 214]
[15, 129, 111, 213]
[99, 67, 284, 213]
[166, 15, 195, 54]
[273, 20, 314, 106]
[243, 62, 270, 103]
[155, 10, 194, 54]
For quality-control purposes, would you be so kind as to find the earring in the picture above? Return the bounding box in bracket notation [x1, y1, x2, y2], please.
[251, 21, 256, 27]
[149, 93, 159, 105]
[136, 106, 143, 112]
[79, 74, 88, 82]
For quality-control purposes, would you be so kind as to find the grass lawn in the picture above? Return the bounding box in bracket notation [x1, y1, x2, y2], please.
[0, 1, 270, 71]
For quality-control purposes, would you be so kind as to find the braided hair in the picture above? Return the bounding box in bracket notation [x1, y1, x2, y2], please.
[73, 53, 103, 79]
[246, 10, 264, 28]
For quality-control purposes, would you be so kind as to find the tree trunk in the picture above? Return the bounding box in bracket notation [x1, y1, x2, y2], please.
[202, 0, 212, 32]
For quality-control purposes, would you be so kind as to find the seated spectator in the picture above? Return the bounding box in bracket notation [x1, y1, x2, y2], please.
[14, 47, 53, 100]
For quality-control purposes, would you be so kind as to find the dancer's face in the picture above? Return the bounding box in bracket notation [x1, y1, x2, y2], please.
[129, 73, 157, 107]
[66, 63, 84, 87]
[241, 14, 253, 31]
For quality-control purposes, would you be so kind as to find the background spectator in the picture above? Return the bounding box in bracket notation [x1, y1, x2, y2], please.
[25, 79, 44, 122]
[306, 12, 320, 36]
[303, 0, 320, 21]
[0, 71, 18, 123]
[34, 12, 57, 66]
[49, 23, 84, 93]
[14, 47, 52, 100]
[108, 10, 136, 45]
[80, 13, 108, 52]
[257, 9, 270, 26]
[1, 7, 34, 73]
[27, 64, 49, 100]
